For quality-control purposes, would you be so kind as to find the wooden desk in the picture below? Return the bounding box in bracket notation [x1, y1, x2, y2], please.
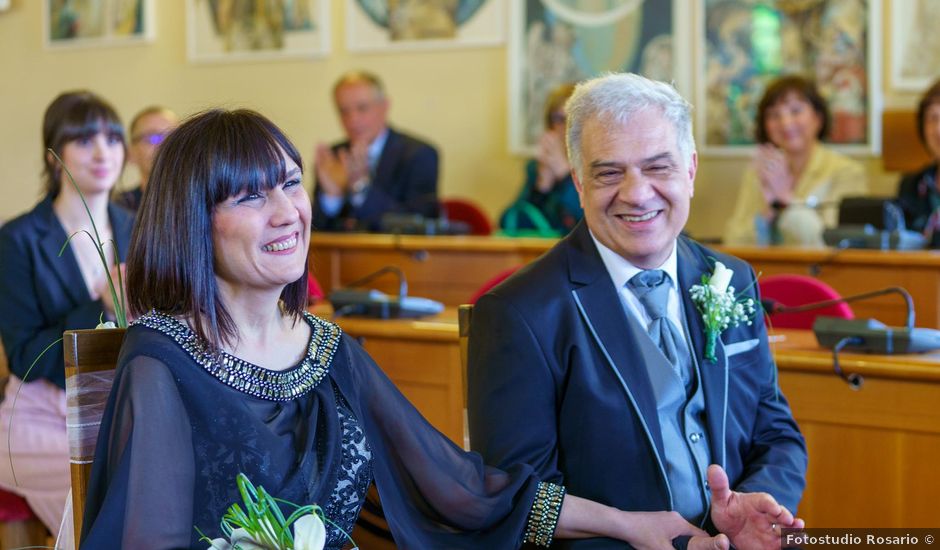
[309, 233, 553, 306]
[771, 330, 940, 527]
[718, 245, 940, 328]
[310, 234, 940, 327]
[317, 303, 940, 528]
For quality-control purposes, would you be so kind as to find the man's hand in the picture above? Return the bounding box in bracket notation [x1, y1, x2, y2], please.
[314, 143, 349, 197]
[345, 140, 369, 187]
[707, 464, 804, 549]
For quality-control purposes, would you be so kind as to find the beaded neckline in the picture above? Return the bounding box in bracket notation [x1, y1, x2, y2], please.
[134, 310, 342, 402]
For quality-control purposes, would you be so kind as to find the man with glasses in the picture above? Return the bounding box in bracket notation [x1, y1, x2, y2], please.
[115, 106, 179, 213]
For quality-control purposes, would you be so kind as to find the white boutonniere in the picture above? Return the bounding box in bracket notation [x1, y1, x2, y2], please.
[689, 261, 757, 362]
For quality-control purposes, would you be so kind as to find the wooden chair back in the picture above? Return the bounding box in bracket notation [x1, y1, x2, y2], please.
[458, 304, 473, 409]
[63, 328, 125, 545]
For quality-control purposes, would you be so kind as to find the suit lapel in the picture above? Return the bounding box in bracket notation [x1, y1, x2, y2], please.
[676, 238, 728, 467]
[566, 223, 667, 463]
[35, 197, 89, 306]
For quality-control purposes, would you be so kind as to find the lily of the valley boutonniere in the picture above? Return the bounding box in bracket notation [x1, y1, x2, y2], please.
[689, 261, 757, 362]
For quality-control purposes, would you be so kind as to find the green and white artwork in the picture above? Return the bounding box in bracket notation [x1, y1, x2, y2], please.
[509, 0, 689, 153]
[347, 0, 505, 51]
[187, 0, 329, 62]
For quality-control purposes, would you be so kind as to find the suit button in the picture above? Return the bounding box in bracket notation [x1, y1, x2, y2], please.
[689, 433, 701, 443]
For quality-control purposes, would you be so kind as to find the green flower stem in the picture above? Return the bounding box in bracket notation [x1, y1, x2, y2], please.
[704, 330, 718, 363]
[48, 149, 127, 328]
[7, 337, 62, 487]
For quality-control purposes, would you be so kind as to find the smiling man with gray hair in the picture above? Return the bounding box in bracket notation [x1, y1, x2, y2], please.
[468, 73, 807, 549]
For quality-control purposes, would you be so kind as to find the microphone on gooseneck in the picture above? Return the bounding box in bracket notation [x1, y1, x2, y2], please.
[765, 286, 940, 390]
[327, 265, 444, 319]
[766, 286, 915, 330]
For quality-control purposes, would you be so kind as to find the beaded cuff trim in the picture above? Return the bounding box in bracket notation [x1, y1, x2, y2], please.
[134, 310, 342, 402]
[524, 481, 566, 547]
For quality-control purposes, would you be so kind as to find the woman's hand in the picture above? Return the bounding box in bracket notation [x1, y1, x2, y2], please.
[555, 495, 725, 549]
[754, 144, 795, 208]
[535, 131, 570, 192]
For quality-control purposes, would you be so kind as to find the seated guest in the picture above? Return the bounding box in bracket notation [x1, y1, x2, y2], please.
[81, 108, 731, 549]
[0, 90, 133, 534]
[469, 73, 807, 549]
[313, 71, 439, 232]
[896, 78, 940, 246]
[113, 105, 179, 212]
[500, 83, 582, 234]
[724, 75, 866, 246]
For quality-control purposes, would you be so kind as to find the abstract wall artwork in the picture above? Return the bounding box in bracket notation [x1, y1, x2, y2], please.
[347, 0, 505, 52]
[508, 0, 689, 153]
[698, 0, 880, 154]
[45, 0, 152, 47]
[890, 0, 940, 91]
[188, 0, 329, 62]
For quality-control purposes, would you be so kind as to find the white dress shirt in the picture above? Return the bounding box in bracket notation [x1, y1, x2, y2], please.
[589, 232, 688, 343]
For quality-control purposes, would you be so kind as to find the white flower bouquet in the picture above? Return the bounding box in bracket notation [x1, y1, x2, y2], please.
[199, 473, 355, 550]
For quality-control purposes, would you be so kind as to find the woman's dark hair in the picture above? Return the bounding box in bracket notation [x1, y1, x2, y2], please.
[42, 90, 126, 198]
[544, 82, 576, 129]
[754, 75, 830, 144]
[916, 78, 940, 148]
[127, 109, 308, 350]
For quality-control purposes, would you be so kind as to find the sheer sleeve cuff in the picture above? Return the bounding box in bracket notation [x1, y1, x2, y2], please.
[523, 481, 566, 547]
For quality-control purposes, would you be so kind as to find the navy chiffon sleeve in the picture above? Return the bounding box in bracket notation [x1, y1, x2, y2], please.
[336, 337, 543, 548]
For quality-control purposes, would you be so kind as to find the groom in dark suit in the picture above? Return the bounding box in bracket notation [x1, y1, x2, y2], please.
[468, 73, 807, 549]
[312, 71, 439, 232]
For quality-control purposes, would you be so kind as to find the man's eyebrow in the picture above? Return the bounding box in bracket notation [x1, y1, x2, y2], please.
[589, 160, 624, 170]
[642, 152, 676, 164]
[588, 152, 676, 170]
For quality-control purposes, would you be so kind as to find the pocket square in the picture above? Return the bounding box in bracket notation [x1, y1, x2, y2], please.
[724, 338, 759, 357]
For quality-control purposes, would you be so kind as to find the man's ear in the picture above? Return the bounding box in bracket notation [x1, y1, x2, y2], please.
[687, 150, 698, 198]
[571, 169, 586, 207]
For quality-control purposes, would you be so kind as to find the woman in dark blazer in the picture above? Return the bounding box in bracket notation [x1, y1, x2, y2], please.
[0, 91, 133, 533]
[897, 78, 940, 247]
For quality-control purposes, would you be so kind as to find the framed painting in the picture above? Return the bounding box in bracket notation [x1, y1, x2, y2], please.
[346, 0, 506, 53]
[508, 0, 691, 154]
[187, 0, 329, 62]
[44, 0, 154, 48]
[697, 0, 881, 156]
[890, 0, 940, 92]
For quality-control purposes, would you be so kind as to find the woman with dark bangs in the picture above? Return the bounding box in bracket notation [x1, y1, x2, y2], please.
[81, 109, 731, 549]
[0, 91, 134, 533]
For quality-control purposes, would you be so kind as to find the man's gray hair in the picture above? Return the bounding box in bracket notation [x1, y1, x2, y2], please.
[565, 73, 695, 179]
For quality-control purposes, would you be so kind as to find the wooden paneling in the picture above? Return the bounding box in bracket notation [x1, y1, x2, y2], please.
[309, 234, 551, 306]
[309, 234, 940, 328]
[882, 110, 931, 173]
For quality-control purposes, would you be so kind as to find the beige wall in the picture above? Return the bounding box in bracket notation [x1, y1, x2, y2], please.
[0, 1, 926, 239]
